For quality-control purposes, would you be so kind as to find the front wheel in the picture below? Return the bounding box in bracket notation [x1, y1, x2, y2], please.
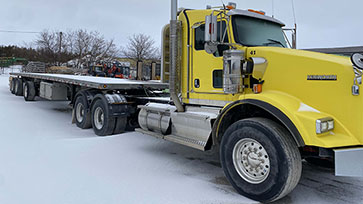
[220, 118, 302, 203]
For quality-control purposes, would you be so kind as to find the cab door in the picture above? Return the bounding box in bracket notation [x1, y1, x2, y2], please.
[191, 21, 228, 95]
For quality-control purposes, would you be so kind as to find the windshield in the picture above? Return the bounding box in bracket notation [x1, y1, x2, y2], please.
[232, 15, 287, 48]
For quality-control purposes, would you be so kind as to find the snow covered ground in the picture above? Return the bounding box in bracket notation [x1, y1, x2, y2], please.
[0, 66, 22, 75]
[0, 74, 362, 204]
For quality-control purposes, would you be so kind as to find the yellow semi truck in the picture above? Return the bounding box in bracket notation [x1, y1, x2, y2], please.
[139, 1, 363, 202]
[9, 1, 363, 203]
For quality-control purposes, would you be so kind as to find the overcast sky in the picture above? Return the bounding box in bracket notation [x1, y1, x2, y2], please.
[0, 0, 362, 49]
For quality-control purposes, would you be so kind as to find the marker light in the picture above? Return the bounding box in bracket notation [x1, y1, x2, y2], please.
[226, 2, 236, 10]
[253, 84, 262, 94]
[316, 117, 334, 134]
[248, 9, 266, 15]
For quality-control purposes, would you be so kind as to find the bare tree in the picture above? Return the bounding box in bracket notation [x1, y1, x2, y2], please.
[35, 30, 58, 63]
[71, 29, 118, 68]
[121, 34, 158, 61]
[35, 30, 75, 64]
[35, 29, 118, 67]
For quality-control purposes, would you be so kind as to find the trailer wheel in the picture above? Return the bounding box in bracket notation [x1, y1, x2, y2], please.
[91, 99, 116, 136]
[23, 81, 36, 101]
[14, 78, 23, 96]
[10, 78, 16, 94]
[75, 96, 92, 129]
[9, 77, 13, 93]
[113, 117, 127, 134]
[220, 118, 302, 203]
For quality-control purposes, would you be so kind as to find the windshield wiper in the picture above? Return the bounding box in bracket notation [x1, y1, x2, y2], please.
[263, 39, 285, 48]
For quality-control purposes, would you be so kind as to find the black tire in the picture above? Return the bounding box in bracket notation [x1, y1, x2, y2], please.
[9, 78, 13, 93]
[91, 99, 116, 136]
[74, 96, 92, 129]
[14, 78, 23, 96]
[23, 81, 36, 101]
[220, 118, 302, 203]
[10, 78, 16, 94]
[113, 117, 127, 134]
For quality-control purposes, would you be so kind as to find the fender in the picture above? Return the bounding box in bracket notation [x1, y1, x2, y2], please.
[91, 93, 131, 118]
[213, 97, 305, 147]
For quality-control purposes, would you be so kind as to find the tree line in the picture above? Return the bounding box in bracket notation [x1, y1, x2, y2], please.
[0, 29, 159, 68]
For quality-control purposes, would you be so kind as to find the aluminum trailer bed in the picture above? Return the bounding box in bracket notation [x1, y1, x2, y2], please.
[9, 72, 170, 136]
[10, 73, 169, 90]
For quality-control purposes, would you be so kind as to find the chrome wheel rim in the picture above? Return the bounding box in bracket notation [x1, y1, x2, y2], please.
[76, 103, 84, 122]
[15, 82, 18, 92]
[24, 85, 28, 98]
[94, 107, 104, 130]
[232, 138, 270, 184]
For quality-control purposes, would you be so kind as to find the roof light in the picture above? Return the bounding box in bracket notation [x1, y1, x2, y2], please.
[248, 9, 266, 15]
[226, 2, 236, 10]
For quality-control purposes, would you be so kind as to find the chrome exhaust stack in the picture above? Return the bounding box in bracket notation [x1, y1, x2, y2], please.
[170, 0, 184, 112]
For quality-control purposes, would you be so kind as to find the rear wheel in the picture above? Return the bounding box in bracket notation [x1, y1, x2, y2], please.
[9, 78, 13, 93]
[10, 78, 16, 94]
[220, 118, 302, 203]
[14, 78, 23, 96]
[23, 81, 36, 101]
[91, 99, 116, 136]
[75, 96, 92, 129]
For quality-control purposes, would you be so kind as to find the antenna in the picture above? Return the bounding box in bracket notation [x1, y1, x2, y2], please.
[291, 0, 297, 24]
[272, 0, 274, 18]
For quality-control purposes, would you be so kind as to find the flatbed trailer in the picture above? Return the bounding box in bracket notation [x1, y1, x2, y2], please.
[10, 73, 168, 90]
[9, 72, 169, 136]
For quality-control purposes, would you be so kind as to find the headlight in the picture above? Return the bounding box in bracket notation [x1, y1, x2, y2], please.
[316, 117, 334, 134]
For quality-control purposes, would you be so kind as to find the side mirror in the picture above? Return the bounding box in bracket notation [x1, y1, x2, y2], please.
[205, 14, 217, 42]
[204, 14, 218, 54]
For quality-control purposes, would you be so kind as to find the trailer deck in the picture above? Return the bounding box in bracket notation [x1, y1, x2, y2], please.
[10, 73, 169, 90]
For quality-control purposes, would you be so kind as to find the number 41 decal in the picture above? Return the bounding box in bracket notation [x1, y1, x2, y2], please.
[250, 50, 256, 55]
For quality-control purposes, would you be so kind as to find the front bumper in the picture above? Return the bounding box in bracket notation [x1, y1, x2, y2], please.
[334, 147, 363, 177]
